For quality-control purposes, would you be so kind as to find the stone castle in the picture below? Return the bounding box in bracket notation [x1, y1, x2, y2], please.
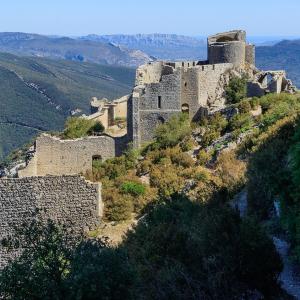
[0, 30, 296, 267]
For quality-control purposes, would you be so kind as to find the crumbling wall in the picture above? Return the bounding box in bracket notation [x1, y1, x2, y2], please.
[197, 63, 233, 108]
[19, 134, 117, 177]
[0, 175, 102, 268]
[132, 69, 182, 147]
[136, 62, 166, 85]
[247, 70, 296, 97]
[181, 68, 200, 119]
[113, 95, 129, 120]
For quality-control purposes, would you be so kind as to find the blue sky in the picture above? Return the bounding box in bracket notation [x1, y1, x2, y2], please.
[1, 0, 299, 36]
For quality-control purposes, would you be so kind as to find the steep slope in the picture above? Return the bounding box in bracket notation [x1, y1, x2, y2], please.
[80, 34, 207, 60]
[256, 40, 300, 87]
[0, 53, 135, 160]
[0, 32, 152, 67]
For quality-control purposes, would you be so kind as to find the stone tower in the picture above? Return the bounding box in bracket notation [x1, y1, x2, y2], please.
[207, 30, 255, 68]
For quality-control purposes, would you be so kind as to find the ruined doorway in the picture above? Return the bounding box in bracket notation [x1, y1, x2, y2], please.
[92, 155, 102, 168]
[181, 103, 189, 114]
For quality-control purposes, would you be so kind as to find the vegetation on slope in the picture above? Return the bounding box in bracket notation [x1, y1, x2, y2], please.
[3, 82, 300, 298]
[0, 52, 135, 160]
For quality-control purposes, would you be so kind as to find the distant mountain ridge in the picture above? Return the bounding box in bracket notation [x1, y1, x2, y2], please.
[0, 32, 152, 67]
[79, 34, 207, 60]
[256, 39, 300, 87]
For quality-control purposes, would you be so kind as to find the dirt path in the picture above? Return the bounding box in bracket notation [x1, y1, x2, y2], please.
[233, 189, 300, 299]
[273, 237, 300, 299]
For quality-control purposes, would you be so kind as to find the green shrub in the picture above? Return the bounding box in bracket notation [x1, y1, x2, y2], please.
[155, 113, 191, 148]
[238, 99, 251, 113]
[88, 121, 105, 135]
[121, 181, 146, 196]
[197, 149, 212, 165]
[201, 129, 220, 148]
[229, 113, 253, 132]
[250, 97, 259, 110]
[179, 136, 195, 152]
[209, 112, 228, 132]
[62, 117, 104, 139]
[225, 76, 247, 103]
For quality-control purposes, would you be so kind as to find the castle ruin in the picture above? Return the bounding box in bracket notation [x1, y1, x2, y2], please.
[0, 30, 296, 268]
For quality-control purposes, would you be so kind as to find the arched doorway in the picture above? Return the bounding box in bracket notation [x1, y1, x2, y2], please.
[92, 155, 102, 168]
[157, 116, 165, 124]
[181, 103, 189, 114]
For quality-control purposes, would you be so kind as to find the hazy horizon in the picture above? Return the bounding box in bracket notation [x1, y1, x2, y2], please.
[1, 0, 299, 37]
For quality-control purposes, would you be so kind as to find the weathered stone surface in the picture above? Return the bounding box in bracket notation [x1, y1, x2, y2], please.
[19, 133, 129, 177]
[0, 175, 102, 268]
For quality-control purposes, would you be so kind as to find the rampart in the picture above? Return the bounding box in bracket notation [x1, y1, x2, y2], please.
[0, 175, 102, 268]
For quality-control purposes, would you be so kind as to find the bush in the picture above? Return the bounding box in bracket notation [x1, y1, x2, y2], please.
[216, 150, 247, 195]
[201, 129, 220, 148]
[179, 136, 195, 152]
[238, 99, 251, 113]
[150, 164, 185, 199]
[197, 149, 212, 165]
[229, 113, 253, 132]
[62, 117, 104, 139]
[88, 121, 104, 135]
[103, 189, 134, 222]
[121, 181, 146, 197]
[225, 76, 247, 103]
[209, 112, 228, 132]
[154, 113, 191, 148]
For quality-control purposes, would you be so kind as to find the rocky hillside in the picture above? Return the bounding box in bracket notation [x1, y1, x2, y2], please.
[0, 32, 152, 67]
[0, 52, 135, 161]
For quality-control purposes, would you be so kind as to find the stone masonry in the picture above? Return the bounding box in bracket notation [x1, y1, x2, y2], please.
[127, 30, 295, 147]
[19, 133, 129, 177]
[0, 175, 102, 268]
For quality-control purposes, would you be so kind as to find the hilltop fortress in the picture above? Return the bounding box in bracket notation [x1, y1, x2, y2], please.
[0, 30, 296, 267]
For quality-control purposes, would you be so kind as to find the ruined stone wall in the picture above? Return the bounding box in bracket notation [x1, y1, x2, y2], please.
[19, 134, 117, 177]
[86, 109, 109, 129]
[245, 44, 255, 66]
[181, 68, 200, 119]
[0, 175, 102, 268]
[36, 134, 116, 176]
[129, 63, 235, 146]
[113, 98, 128, 119]
[133, 70, 182, 146]
[136, 62, 165, 85]
[197, 63, 233, 108]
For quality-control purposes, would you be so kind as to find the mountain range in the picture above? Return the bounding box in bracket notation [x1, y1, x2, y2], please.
[0, 32, 153, 67]
[0, 52, 135, 160]
[79, 34, 207, 61]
